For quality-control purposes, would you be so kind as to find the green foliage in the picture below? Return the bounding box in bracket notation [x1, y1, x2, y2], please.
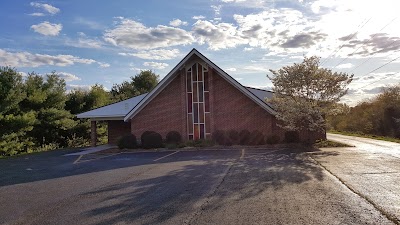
[268, 56, 353, 132]
[118, 134, 137, 149]
[328, 84, 400, 139]
[166, 131, 182, 144]
[185, 139, 215, 147]
[67, 133, 90, 148]
[313, 139, 352, 148]
[266, 134, 280, 144]
[141, 131, 163, 149]
[111, 70, 159, 101]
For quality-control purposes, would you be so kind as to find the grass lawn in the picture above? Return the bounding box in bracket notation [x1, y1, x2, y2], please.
[313, 139, 353, 148]
[329, 130, 400, 144]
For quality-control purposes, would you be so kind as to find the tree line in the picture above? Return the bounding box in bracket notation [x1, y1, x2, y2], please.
[327, 84, 400, 138]
[0, 67, 159, 156]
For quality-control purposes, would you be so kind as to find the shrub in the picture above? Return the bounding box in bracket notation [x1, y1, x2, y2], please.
[141, 131, 163, 149]
[118, 134, 137, 149]
[227, 130, 240, 145]
[187, 139, 215, 147]
[141, 131, 156, 145]
[284, 131, 300, 143]
[266, 134, 280, 145]
[239, 129, 251, 145]
[212, 130, 226, 145]
[166, 131, 182, 144]
[249, 130, 265, 145]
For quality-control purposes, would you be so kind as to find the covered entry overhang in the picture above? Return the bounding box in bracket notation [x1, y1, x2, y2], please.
[76, 94, 147, 146]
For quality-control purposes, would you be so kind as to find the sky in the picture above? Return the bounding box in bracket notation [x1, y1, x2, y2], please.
[1, 0, 400, 106]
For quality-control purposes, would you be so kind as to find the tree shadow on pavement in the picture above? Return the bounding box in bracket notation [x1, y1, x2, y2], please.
[80, 148, 325, 225]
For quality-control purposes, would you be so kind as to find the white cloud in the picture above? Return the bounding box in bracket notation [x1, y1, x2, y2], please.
[30, 2, 60, 15]
[98, 62, 110, 68]
[169, 19, 188, 27]
[226, 67, 237, 72]
[244, 47, 253, 51]
[143, 62, 169, 69]
[58, 72, 81, 82]
[31, 21, 62, 36]
[211, 5, 222, 16]
[192, 15, 205, 20]
[66, 84, 91, 92]
[0, 49, 97, 68]
[73, 17, 106, 30]
[66, 34, 104, 49]
[29, 12, 45, 16]
[104, 18, 194, 50]
[243, 65, 270, 72]
[192, 20, 246, 50]
[18, 72, 28, 77]
[336, 63, 353, 69]
[119, 49, 180, 60]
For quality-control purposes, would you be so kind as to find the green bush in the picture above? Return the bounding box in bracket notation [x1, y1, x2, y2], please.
[249, 130, 265, 145]
[266, 134, 280, 144]
[141, 131, 163, 149]
[118, 134, 137, 149]
[141, 131, 155, 145]
[166, 131, 182, 144]
[227, 130, 240, 145]
[185, 139, 215, 147]
[212, 130, 226, 145]
[239, 129, 251, 145]
[284, 131, 300, 143]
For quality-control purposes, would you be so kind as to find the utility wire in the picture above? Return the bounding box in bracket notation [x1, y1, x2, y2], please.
[361, 55, 400, 77]
[358, 71, 400, 89]
[321, 17, 372, 66]
[333, 17, 397, 69]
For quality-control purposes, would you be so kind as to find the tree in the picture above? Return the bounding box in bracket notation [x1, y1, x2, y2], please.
[268, 56, 353, 132]
[0, 67, 35, 156]
[111, 70, 159, 101]
[21, 72, 76, 147]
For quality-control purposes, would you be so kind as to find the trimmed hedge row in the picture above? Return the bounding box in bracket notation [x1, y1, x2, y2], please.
[118, 130, 300, 149]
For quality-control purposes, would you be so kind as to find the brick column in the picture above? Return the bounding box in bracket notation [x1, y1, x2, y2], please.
[91, 120, 97, 147]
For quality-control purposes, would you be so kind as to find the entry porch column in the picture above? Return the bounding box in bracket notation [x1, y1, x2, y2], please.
[91, 120, 97, 147]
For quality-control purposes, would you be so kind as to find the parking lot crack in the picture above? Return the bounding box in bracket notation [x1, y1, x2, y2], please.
[184, 158, 238, 225]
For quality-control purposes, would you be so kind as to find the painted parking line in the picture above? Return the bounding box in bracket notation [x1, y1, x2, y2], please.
[153, 151, 180, 162]
[73, 153, 121, 164]
[240, 149, 245, 159]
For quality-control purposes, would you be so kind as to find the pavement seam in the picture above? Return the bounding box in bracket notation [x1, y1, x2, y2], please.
[184, 159, 238, 225]
[309, 154, 400, 225]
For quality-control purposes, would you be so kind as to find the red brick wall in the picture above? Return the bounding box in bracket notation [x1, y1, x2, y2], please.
[128, 63, 325, 143]
[209, 68, 282, 138]
[130, 72, 185, 139]
[108, 120, 131, 144]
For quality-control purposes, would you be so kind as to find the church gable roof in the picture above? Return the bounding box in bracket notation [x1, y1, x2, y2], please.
[124, 48, 275, 121]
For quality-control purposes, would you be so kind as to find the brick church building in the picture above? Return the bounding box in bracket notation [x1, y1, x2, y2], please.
[77, 49, 325, 146]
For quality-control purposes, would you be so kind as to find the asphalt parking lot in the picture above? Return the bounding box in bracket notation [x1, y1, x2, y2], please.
[0, 144, 396, 225]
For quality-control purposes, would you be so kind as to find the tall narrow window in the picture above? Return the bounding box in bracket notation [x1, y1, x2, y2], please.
[186, 63, 210, 140]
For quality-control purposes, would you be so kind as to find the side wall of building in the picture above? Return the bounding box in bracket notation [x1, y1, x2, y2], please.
[130, 71, 186, 139]
[108, 120, 131, 144]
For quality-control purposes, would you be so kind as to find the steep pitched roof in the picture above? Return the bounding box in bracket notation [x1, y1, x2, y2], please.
[76, 94, 146, 120]
[124, 48, 275, 122]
